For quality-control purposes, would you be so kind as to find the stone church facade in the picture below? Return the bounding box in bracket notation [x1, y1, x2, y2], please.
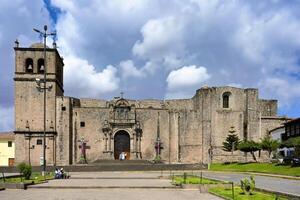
[14, 42, 287, 166]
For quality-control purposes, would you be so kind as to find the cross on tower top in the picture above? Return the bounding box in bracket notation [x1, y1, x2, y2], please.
[120, 91, 124, 99]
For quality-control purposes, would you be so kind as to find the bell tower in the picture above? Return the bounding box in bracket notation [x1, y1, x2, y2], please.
[14, 40, 64, 165]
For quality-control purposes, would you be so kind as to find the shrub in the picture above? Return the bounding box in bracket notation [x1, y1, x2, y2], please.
[153, 155, 162, 163]
[17, 162, 32, 180]
[240, 175, 255, 195]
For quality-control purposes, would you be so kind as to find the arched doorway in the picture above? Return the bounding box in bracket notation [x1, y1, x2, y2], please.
[114, 130, 130, 160]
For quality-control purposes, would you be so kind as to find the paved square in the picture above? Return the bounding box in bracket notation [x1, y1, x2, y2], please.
[0, 171, 221, 200]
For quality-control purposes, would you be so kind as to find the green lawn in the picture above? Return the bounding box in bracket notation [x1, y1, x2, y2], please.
[209, 186, 287, 200]
[210, 163, 300, 177]
[172, 175, 221, 184]
[0, 172, 54, 184]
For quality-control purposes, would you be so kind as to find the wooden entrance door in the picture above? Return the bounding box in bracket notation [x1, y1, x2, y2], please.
[114, 131, 130, 160]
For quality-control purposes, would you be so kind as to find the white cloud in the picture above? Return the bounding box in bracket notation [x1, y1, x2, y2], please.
[0, 106, 14, 132]
[259, 77, 300, 107]
[64, 55, 119, 98]
[167, 65, 210, 91]
[51, 0, 76, 12]
[166, 65, 210, 98]
[133, 16, 185, 64]
[120, 60, 145, 79]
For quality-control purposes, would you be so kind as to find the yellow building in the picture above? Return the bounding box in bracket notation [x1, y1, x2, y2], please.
[0, 132, 15, 166]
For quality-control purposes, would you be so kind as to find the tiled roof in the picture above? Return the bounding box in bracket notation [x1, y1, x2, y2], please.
[0, 132, 15, 140]
[284, 118, 300, 125]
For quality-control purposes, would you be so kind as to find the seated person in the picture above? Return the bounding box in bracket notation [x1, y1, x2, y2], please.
[54, 168, 60, 179]
[60, 168, 65, 179]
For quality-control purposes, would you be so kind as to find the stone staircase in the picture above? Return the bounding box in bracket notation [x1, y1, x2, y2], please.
[27, 171, 179, 190]
[92, 159, 152, 165]
[0, 160, 207, 172]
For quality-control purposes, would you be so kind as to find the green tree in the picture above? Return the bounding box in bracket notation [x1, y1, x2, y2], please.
[260, 134, 280, 158]
[238, 140, 261, 162]
[17, 162, 32, 180]
[222, 134, 240, 153]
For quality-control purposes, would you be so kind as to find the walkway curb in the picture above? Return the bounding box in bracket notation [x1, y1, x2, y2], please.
[69, 177, 160, 179]
[209, 170, 300, 180]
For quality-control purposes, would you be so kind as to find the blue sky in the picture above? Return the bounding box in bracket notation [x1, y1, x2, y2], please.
[0, 0, 300, 131]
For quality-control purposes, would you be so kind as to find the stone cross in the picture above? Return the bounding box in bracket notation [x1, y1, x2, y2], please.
[155, 138, 163, 156]
[77, 137, 89, 163]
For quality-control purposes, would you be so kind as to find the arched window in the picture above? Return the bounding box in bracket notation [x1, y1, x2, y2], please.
[25, 58, 33, 73]
[222, 92, 231, 108]
[37, 58, 45, 73]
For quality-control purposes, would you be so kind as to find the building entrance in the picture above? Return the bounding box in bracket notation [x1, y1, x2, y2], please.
[114, 130, 130, 160]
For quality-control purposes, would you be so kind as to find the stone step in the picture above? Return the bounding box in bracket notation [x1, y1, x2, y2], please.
[92, 159, 152, 165]
[27, 176, 180, 190]
[28, 185, 179, 189]
[0, 163, 207, 173]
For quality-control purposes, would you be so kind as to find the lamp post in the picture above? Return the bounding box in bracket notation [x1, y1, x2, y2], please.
[33, 25, 56, 177]
[248, 108, 262, 139]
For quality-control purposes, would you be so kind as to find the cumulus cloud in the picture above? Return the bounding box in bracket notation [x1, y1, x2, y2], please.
[120, 60, 145, 79]
[166, 65, 210, 98]
[64, 55, 119, 98]
[133, 16, 185, 65]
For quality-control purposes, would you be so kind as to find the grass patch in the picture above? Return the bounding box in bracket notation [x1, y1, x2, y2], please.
[172, 175, 220, 184]
[209, 186, 287, 200]
[0, 172, 54, 184]
[210, 163, 300, 177]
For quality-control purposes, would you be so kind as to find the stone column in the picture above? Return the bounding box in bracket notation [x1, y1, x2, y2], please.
[130, 136, 134, 159]
[108, 132, 112, 152]
[104, 135, 108, 152]
[139, 137, 142, 159]
[134, 122, 142, 159]
[132, 132, 137, 159]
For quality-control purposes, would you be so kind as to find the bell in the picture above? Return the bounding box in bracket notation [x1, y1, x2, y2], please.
[27, 64, 33, 70]
[40, 65, 44, 71]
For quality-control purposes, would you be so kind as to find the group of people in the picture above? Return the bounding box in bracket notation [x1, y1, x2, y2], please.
[54, 168, 69, 179]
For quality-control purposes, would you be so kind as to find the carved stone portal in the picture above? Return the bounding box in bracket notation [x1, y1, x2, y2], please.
[102, 98, 143, 160]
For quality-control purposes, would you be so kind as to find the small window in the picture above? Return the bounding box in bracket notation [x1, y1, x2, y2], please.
[37, 58, 45, 73]
[8, 141, 12, 147]
[37, 139, 42, 145]
[62, 106, 66, 111]
[296, 124, 300, 135]
[25, 58, 33, 73]
[291, 125, 295, 136]
[80, 122, 85, 127]
[287, 126, 291, 137]
[222, 92, 231, 108]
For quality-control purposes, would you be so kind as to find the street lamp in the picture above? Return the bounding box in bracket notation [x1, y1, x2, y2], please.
[248, 108, 262, 139]
[33, 25, 56, 177]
